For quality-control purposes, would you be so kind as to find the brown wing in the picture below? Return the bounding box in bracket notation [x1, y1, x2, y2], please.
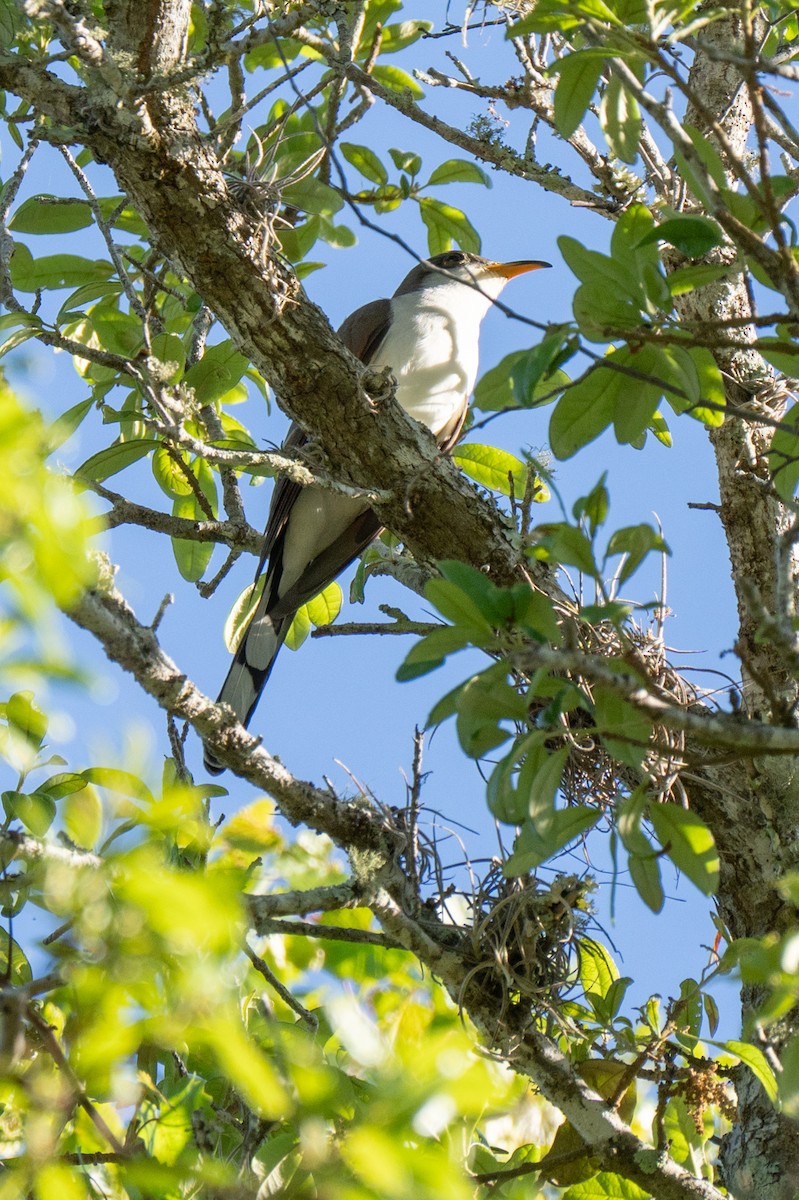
[251, 298, 393, 596]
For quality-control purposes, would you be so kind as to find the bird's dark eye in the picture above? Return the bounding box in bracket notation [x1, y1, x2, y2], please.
[445, 252, 466, 266]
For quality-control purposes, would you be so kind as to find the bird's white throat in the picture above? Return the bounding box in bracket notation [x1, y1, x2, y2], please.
[374, 274, 505, 436]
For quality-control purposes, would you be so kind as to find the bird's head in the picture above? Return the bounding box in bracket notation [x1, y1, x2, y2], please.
[393, 251, 551, 303]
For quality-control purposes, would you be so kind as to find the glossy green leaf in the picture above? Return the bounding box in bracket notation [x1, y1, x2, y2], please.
[63, 784, 103, 849]
[424, 577, 493, 636]
[561, 1173, 650, 1199]
[10, 195, 94, 235]
[6, 691, 47, 748]
[592, 685, 651, 769]
[152, 445, 194, 498]
[649, 802, 719, 895]
[76, 438, 153, 483]
[3, 789, 56, 836]
[0, 929, 31, 986]
[549, 366, 621, 459]
[377, 19, 432, 53]
[505, 806, 600, 874]
[286, 582, 343, 651]
[341, 142, 389, 185]
[579, 937, 620, 1000]
[551, 53, 604, 138]
[720, 1041, 778, 1104]
[82, 767, 154, 803]
[606, 522, 669, 583]
[9, 243, 114, 291]
[426, 159, 491, 187]
[600, 75, 641, 163]
[452, 443, 527, 496]
[535, 523, 598, 575]
[372, 64, 424, 98]
[48, 398, 94, 451]
[223, 577, 265, 654]
[396, 624, 472, 681]
[389, 148, 422, 175]
[638, 215, 724, 257]
[305, 581, 343, 627]
[419, 197, 481, 255]
[171, 460, 217, 582]
[184, 341, 250, 406]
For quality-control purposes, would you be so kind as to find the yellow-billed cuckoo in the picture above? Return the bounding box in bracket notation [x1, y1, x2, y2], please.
[204, 250, 549, 773]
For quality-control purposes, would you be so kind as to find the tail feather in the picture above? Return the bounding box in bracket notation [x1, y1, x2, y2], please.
[203, 604, 288, 775]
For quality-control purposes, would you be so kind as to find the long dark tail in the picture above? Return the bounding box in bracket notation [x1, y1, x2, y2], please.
[203, 599, 289, 775]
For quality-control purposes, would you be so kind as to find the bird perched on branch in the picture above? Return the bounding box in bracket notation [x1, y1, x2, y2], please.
[204, 250, 549, 773]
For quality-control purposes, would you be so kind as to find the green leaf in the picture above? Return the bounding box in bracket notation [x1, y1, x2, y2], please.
[606, 522, 669, 583]
[91, 308, 144, 357]
[592, 685, 651, 770]
[152, 445, 194, 498]
[341, 142, 389, 185]
[648, 802, 719, 896]
[6, 691, 47, 749]
[454, 666, 527, 759]
[283, 176, 344, 216]
[396, 624, 471, 681]
[438, 560, 514, 625]
[685, 347, 725, 426]
[9, 244, 114, 291]
[426, 159, 492, 187]
[388, 148, 422, 175]
[9, 195, 94, 235]
[559, 235, 638, 293]
[579, 938, 619, 1000]
[0, 930, 31, 986]
[75, 438, 153, 483]
[611, 349, 662, 446]
[171, 460, 217, 582]
[720, 1041, 778, 1104]
[48, 398, 94, 451]
[667, 261, 734, 297]
[424, 577, 493, 637]
[574, 475, 609, 534]
[377, 20, 432, 53]
[63, 785, 103, 849]
[286, 582, 344, 650]
[505, 806, 600, 874]
[452, 443, 526, 496]
[549, 366, 621, 459]
[473, 351, 525, 412]
[224, 578, 265, 653]
[305, 581, 343, 627]
[35, 772, 86, 800]
[371, 64, 424, 99]
[638, 215, 724, 257]
[184, 341, 250, 406]
[81, 767, 154, 804]
[618, 789, 664, 913]
[285, 603, 312, 651]
[3, 789, 56, 836]
[551, 53, 603, 139]
[561, 1173, 650, 1199]
[534, 523, 598, 576]
[418, 197, 481, 255]
[600, 75, 641, 164]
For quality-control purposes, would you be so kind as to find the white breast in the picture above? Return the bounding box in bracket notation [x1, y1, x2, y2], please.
[372, 281, 494, 436]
